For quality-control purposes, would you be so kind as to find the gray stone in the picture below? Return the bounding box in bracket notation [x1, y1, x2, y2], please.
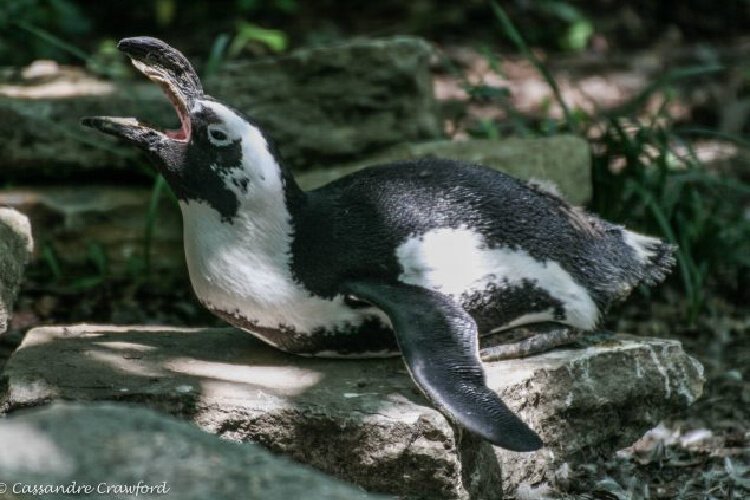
[0, 90, 165, 180]
[492, 337, 704, 496]
[297, 136, 592, 205]
[0, 402, 382, 500]
[0, 37, 438, 182]
[0, 208, 32, 334]
[1, 326, 704, 498]
[207, 36, 440, 169]
[0, 187, 183, 275]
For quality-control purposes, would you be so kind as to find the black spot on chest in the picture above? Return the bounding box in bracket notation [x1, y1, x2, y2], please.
[168, 107, 245, 222]
[231, 176, 249, 193]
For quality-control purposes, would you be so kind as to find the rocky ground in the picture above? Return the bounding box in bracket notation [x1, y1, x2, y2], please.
[1, 281, 747, 499]
[584, 299, 750, 500]
[534, 297, 750, 499]
[0, 403, 382, 500]
[1, 322, 705, 498]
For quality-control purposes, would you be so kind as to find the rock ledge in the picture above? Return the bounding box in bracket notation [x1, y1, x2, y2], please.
[0, 208, 33, 335]
[1, 326, 704, 498]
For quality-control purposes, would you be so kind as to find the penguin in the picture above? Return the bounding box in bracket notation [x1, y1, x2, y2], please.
[82, 37, 676, 452]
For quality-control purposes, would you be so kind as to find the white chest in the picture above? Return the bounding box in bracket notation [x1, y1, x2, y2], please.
[179, 200, 373, 334]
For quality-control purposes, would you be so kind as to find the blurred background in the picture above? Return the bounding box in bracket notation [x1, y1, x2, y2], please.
[0, 1, 748, 496]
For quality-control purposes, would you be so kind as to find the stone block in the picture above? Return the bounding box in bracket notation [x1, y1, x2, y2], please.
[0, 208, 32, 334]
[1, 326, 703, 498]
[297, 136, 592, 205]
[0, 188, 182, 275]
[0, 403, 381, 499]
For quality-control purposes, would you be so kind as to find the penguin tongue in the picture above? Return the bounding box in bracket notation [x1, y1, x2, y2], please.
[165, 128, 187, 140]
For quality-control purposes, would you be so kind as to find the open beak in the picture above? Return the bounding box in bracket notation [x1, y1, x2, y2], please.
[81, 36, 203, 150]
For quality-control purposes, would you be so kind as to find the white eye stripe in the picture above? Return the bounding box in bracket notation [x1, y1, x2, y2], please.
[207, 124, 233, 146]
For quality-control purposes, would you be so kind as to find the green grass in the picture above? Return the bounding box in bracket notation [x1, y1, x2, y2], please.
[487, 1, 750, 319]
[490, 1, 575, 130]
[591, 119, 750, 319]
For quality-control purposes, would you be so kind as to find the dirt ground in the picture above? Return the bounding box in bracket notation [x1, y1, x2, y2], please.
[554, 296, 750, 499]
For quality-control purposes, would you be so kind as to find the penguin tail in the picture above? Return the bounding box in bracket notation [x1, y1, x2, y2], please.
[623, 230, 678, 285]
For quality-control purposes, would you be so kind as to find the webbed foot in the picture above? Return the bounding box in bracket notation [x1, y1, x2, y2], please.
[480, 324, 583, 361]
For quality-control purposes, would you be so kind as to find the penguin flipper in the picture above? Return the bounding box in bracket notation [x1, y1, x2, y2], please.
[342, 281, 543, 452]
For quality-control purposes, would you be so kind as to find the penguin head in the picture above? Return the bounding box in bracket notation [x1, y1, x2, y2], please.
[82, 37, 286, 222]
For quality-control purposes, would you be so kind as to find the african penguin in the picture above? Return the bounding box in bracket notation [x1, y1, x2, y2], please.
[82, 37, 676, 452]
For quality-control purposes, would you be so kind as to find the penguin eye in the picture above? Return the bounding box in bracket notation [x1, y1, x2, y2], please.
[207, 124, 232, 146]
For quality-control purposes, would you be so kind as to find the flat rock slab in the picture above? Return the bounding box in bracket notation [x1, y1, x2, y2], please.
[1, 326, 704, 498]
[0, 402, 382, 500]
[0, 208, 32, 334]
[0, 187, 183, 275]
[298, 136, 592, 205]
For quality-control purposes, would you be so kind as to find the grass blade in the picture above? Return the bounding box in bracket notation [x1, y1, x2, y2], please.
[143, 175, 167, 274]
[490, 1, 575, 130]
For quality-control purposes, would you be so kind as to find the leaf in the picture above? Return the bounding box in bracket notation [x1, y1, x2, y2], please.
[564, 20, 593, 51]
[42, 243, 62, 281]
[155, 0, 176, 27]
[230, 22, 287, 55]
[87, 242, 108, 277]
[204, 33, 231, 80]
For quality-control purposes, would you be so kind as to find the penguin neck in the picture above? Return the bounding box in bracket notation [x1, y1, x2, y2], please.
[236, 151, 306, 227]
[278, 165, 306, 218]
[178, 153, 306, 312]
[235, 120, 306, 220]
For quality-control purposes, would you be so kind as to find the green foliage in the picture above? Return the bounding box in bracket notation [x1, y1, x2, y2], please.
[535, 0, 593, 51]
[41, 242, 63, 281]
[88, 39, 132, 78]
[1, 0, 298, 68]
[0, 0, 91, 65]
[200, 23, 290, 81]
[564, 20, 593, 52]
[490, 2, 576, 130]
[230, 21, 288, 55]
[5, 17, 127, 78]
[154, 0, 176, 27]
[591, 119, 750, 319]
[143, 175, 169, 274]
[475, 2, 750, 316]
[38, 240, 110, 292]
[203, 34, 232, 80]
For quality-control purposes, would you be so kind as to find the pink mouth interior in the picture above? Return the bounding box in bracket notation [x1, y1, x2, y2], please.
[165, 128, 187, 140]
[159, 81, 190, 141]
